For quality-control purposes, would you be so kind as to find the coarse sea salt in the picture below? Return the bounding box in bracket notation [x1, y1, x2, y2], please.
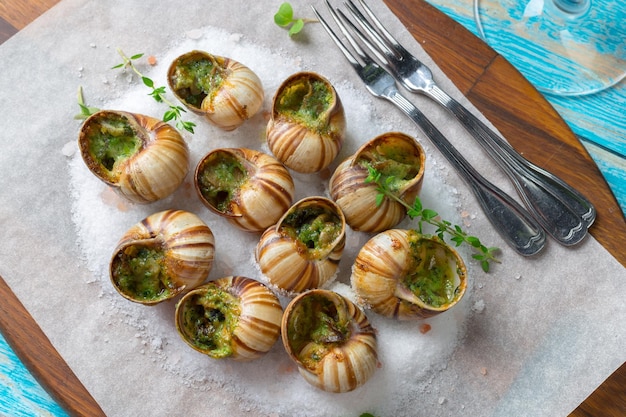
[67, 25, 474, 417]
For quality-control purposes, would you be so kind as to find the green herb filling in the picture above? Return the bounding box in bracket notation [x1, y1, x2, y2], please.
[275, 78, 333, 132]
[198, 153, 248, 213]
[112, 246, 174, 302]
[359, 145, 421, 192]
[171, 56, 227, 108]
[404, 232, 461, 307]
[287, 294, 349, 370]
[87, 115, 141, 175]
[181, 287, 240, 358]
[282, 205, 342, 259]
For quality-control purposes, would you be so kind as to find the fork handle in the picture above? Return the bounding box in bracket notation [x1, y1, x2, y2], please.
[426, 85, 596, 245]
[387, 90, 546, 256]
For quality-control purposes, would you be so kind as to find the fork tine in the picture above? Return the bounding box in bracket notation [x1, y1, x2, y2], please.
[311, 4, 362, 70]
[321, 0, 380, 68]
[344, 0, 399, 61]
[353, 0, 408, 55]
[335, 8, 388, 65]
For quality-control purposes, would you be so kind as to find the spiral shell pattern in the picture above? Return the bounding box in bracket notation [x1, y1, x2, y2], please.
[266, 72, 346, 173]
[110, 210, 215, 305]
[330, 132, 425, 233]
[255, 197, 346, 294]
[351, 229, 467, 320]
[282, 289, 378, 393]
[175, 276, 283, 361]
[78, 110, 189, 204]
[194, 148, 295, 232]
[168, 50, 264, 131]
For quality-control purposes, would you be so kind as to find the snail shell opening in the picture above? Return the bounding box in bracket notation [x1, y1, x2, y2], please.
[78, 110, 190, 204]
[194, 148, 295, 232]
[109, 210, 215, 305]
[351, 229, 467, 320]
[330, 131, 426, 233]
[167, 50, 264, 131]
[266, 71, 346, 173]
[281, 289, 378, 393]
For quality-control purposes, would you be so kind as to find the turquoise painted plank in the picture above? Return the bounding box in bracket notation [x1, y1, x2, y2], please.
[426, 0, 626, 217]
[0, 332, 68, 417]
[583, 140, 626, 213]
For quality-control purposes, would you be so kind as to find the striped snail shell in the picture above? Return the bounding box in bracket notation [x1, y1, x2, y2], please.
[175, 276, 283, 361]
[109, 210, 215, 305]
[282, 289, 378, 393]
[167, 50, 264, 131]
[255, 197, 346, 294]
[194, 148, 295, 232]
[78, 110, 189, 204]
[351, 229, 467, 320]
[329, 131, 426, 233]
[266, 72, 346, 173]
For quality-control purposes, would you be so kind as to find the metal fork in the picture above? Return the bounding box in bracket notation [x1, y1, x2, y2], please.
[340, 0, 595, 246]
[312, 1, 546, 256]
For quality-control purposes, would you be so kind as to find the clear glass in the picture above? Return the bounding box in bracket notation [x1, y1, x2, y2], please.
[474, 0, 626, 96]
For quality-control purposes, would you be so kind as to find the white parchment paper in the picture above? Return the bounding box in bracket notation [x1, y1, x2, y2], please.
[0, 0, 624, 416]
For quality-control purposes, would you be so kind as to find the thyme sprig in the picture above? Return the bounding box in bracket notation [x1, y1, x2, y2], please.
[74, 86, 100, 120]
[364, 164, 500, 272]
[274, 2, 317, 37]
[112, 49, 196, 133]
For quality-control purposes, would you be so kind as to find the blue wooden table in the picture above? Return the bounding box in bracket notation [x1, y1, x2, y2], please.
[0, 332, 68, 417]
[0, 1, 624, 416]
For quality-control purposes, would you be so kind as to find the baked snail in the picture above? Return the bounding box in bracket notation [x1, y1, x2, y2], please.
[78, 110, 189, 204]
[194, 148, 295, 232]
[351, 229, 467, 320]
[282, 289, 378, 392]
[330, 132, 425, 233]
[175, 276, 283, 361]
[110, 210, 215, 305]
[168, 50, 264, 131]
[266, 72, 346, 173]
[255, 197, 346, 294]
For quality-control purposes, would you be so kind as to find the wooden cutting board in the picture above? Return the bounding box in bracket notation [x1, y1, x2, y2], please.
[0, 0, 624, 415]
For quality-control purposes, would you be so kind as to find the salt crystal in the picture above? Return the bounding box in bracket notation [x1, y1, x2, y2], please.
[185, 29, 203, 39]
[90, 43, 96, 48]
[229, 33, 243, 42]
[438, 397, 446, 405]
[472, 299, 485, 313]
[62, 141, 76, 157]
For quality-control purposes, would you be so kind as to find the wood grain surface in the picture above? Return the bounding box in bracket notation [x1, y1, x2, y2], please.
[0, 0, 623, 416]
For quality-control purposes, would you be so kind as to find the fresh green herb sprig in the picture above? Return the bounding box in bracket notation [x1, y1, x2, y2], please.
[74, 86, 100, 120]
[365, 165, 500, 272]
[274, 2, 317, 36]
[112, 49, 196, 133]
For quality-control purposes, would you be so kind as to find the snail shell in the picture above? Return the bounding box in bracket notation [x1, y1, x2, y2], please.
[255, 197, 346, 294]
[78, 110, 189, 204]
[194, 148, 295, 232]
[167, 50, 264, 131]
[351, 229, 467, 320]
[282, 289, 378, 393]
[110, 210, 215, 305]
[330, 132, 426, 233]
[175, 276, 283, 361]
[266, 72, 346, 173]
